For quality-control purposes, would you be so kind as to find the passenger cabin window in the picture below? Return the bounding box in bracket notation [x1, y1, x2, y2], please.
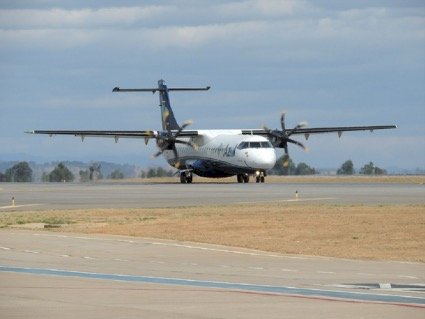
[237, 141, 272, 149]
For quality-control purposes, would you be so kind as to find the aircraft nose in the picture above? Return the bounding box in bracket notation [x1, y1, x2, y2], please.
[247, 150, 276, 169]
[262, 151, 277, 168]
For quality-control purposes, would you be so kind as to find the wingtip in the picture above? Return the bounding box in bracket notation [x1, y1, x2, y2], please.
[25, 130, 35, 134]
[112, 87, 120, 92]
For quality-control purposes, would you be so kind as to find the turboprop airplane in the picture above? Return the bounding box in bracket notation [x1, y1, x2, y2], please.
[28, 79, 397, 183]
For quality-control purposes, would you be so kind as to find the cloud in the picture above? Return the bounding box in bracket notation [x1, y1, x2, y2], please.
[1, 1, 423, 169]
[0, 6, 171, 29]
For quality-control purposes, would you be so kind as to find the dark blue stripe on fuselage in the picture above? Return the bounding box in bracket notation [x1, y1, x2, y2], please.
[168, 155, 256, 177]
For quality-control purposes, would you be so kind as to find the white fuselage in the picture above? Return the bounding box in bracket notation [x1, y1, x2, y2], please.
[162, 130, 276, 177]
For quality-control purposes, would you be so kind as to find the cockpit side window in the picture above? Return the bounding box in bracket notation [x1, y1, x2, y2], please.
[237, 142, 249, 150]
[261, 141, 273, 148]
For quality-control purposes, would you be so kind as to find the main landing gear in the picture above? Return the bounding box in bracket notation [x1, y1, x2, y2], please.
[237, 171, 266, 183]
[237, 173, 250, 183]
[180, 171, 193, 184]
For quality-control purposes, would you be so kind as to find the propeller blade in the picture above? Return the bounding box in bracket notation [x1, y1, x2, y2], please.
[174, 139, 198, 150]
[287, 138, 307, 150]
[189, 141, 199, 150]
[280, 113, 286, 131]
[287, 121, 308, 137]
[282, 154, 290, 168]
[174, 119, 193, 136]
[171, 145, 181, 167]
[153, 150, 163, 158]
[172, 144, 178, 158]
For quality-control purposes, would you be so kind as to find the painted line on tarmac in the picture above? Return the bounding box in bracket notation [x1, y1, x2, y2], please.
[31, 233, 308, 260]
[237, 197, 336, 204]
[0, 265, 424, 308]
[0, 204, 42, 210]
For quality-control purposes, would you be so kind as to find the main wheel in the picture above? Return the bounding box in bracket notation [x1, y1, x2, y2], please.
[237, 174, 244, 183]
[243, 174, 250, 183]
[180, 173, 187, 184]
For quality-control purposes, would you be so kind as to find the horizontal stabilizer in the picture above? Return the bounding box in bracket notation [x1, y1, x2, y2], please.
[113, 86, 210, 93]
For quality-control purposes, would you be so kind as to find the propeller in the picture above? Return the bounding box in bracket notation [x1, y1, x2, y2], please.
[264, 112, 308, 167]
[153, 118, 198, 168]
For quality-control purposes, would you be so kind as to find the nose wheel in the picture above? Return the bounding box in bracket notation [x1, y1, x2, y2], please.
[255, 171, 266, 183]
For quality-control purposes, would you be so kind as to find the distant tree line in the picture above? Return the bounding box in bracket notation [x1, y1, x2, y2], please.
[0, 159, 389, 183]
[140, 167, 176, 178]
[42, 162, 75, 182]
[0, 162, 33, 182]
[268, 156, 316, 176]
[337, 160, 387, 175]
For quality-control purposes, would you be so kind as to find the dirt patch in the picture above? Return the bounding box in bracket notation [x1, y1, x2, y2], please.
[1, 204, 424, 262]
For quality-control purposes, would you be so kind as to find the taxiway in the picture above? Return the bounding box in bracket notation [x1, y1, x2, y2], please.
[0, 230, 424, 318]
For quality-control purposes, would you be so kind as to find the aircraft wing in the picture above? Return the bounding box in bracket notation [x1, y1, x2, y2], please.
[242, 125, 397, 139]
[26, 129, 199, 141]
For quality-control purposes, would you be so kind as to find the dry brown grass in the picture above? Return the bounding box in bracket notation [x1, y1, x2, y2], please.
[2, 204, 424, 262]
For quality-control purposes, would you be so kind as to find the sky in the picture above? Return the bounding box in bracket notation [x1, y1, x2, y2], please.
[1, 0, 424, 171]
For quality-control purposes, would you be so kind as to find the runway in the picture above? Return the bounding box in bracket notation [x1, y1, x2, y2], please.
[0, 230, 424, 318]
[1, 182, 424, 318]
[0, 182, 424, 211]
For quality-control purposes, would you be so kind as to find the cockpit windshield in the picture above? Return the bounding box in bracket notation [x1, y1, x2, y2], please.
[237, 141, 273, 150]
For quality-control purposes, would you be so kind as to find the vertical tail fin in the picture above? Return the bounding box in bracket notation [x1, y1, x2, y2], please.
[158, 80, 180, 131]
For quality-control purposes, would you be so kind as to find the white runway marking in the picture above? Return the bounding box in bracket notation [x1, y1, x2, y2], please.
[24, 250, 39, 254]
[318, 271, 336, 274]
[0, 204, 42, 210]
[398, 275, 418, 279]
[237, 197, 336, 204]
[0, 247, 11, 250]
[281, 268, 298, 272]
[31, 233, 308, 260]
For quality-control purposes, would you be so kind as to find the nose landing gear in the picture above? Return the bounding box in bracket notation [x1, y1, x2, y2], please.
[255, 171, 266, 183]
